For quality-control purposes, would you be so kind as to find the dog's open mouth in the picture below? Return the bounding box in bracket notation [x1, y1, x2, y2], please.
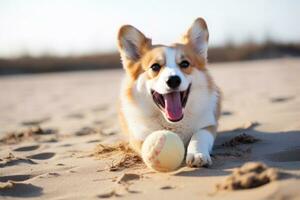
[151, 84, 191, 122]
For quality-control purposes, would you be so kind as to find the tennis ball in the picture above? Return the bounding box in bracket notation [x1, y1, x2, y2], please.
[141, 130, 185, 172]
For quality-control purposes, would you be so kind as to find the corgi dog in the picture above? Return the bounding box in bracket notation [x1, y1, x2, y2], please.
[117, 18, 221, 167]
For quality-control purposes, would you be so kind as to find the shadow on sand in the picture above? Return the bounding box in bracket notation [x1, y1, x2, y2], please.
[176, 125, 300, 177]
[0, 182, 43, 198]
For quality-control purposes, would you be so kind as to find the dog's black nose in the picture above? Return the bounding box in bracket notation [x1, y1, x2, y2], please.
[166, 75, 181, 89]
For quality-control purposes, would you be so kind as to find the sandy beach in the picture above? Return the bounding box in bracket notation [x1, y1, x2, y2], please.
[1, 58, 300, 200]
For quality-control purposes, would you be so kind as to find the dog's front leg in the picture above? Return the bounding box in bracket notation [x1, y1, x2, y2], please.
[186, 127, 216, 167]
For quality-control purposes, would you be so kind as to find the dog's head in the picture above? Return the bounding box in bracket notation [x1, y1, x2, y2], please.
[117, 18, 209, 123]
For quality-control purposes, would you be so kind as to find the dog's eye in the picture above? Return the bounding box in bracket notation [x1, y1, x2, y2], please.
[150, 63, 161, 72]
[179, 60, 190, 68]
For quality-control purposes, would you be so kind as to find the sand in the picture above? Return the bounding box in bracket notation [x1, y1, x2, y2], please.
[215, 162, 279, 191]
[1, 58, 300, 199]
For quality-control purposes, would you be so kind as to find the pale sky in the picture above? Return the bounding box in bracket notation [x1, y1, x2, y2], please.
[0, 0, 299, 58]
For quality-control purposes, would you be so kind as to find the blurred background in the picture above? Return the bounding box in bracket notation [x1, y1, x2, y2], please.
[0, 0, 300, 75]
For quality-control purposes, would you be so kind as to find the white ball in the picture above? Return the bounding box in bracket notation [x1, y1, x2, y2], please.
[141, 130, 185, 172]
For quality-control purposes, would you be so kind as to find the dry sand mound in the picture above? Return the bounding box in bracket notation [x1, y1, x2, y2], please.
[216, 162, 279, 191]
[93, 142, 144, 171]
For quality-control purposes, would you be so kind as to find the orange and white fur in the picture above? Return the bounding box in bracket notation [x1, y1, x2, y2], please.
[117, 18, 221, 167]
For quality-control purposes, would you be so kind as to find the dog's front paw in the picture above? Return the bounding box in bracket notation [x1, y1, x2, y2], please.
[186, 152, 212, 167]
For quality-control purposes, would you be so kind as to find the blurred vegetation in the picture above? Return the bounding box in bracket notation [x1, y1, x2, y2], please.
[0, 53, 121, 75]
[0, 41, 300, 75]
[208, 41, 300, 62]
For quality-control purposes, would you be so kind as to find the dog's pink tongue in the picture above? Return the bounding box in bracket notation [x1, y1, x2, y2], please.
[164, 92, 183, 121]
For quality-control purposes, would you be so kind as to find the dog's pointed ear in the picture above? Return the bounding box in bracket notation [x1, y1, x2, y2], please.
[117, 25, 151, 61]
[181, 18, 209, 58]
